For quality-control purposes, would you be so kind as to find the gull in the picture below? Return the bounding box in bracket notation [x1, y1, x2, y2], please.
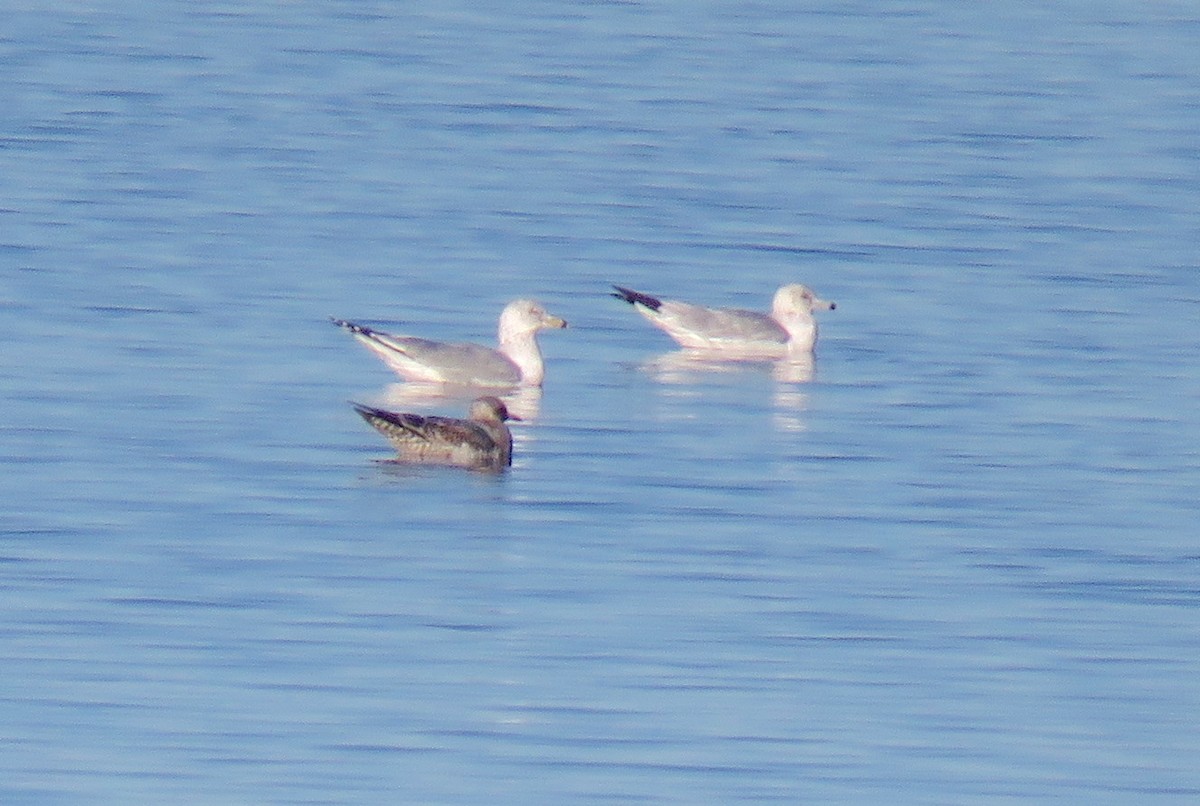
[351, 396, 517, 472]
[611, 284, 835, 355]
[332, 299, 567, 387]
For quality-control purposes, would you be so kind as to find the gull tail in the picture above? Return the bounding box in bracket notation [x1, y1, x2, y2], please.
[611, 285, 662, 312]
[330, 317, 380, 338]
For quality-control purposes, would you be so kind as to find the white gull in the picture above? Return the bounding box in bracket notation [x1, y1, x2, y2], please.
[612, 284, 835, 356]
[351, 395, 517, 472]
[332, 299, 567, 387]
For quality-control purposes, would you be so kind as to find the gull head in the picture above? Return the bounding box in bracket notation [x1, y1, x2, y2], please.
[498, 299, 568, 341]
[772, 284, 836, 318]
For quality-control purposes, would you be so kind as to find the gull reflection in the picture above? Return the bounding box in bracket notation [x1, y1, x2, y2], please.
[637, 350, 815, 431]
[379, 382, 543, 422]
[640, 349, 814, 384]
[639, 349, 763, 385]
[771, 353, 815, 385]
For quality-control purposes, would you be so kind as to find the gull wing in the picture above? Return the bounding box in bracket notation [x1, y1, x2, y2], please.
[332, 319, 520, 386]
[652, 301, 788, 349]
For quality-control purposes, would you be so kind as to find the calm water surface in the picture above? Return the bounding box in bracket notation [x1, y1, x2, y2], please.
[3, 1, 1199, 803]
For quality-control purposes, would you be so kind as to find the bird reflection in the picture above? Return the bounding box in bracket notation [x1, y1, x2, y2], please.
[379, 382, 543, 422]
[636, 350, 814, 430]
[771, 385, 811, 432]
[639, 349, 813, 384]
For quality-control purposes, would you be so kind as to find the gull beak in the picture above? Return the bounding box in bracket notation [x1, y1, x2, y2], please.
[545, 314, 568, 329]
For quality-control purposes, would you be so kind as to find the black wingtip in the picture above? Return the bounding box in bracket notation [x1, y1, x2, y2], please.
[611, 285, 662, 312]
[331, 317, 373, 336]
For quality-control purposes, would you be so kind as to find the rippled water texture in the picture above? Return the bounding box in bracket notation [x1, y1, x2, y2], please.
[3, 2, 1199, 803]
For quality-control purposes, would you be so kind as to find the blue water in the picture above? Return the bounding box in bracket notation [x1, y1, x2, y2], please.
[3, 1, 1199, 803]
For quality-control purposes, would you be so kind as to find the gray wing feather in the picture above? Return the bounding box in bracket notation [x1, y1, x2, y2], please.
[373, 336, 520, 385]
[660, 302, 788, 343]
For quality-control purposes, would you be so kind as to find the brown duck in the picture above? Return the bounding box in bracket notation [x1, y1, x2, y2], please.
[351, 396, 517, 472]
